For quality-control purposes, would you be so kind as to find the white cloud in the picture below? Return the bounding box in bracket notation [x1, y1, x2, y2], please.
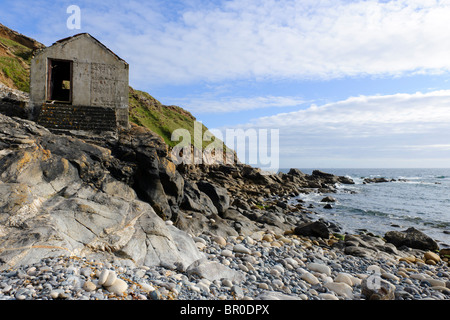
[219, 90, 450, 167]
[12, 0, 450, 86]
[170, 95, 306, 113]
[88, 0, 450, 85]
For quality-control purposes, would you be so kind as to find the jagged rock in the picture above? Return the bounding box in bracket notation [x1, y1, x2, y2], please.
[0, 83, 30, 119]
[0, 114, 203, 270]
[181, 180, 218, 215]
[363, 177, 393, 184]
[196, 181, 230, 214]
[384, 227, 439, 251]
[112, 124, 182, 220]
[287, 168, 306, 177]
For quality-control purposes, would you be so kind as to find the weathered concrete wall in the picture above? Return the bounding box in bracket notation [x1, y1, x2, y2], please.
[30, 34, 129, 129]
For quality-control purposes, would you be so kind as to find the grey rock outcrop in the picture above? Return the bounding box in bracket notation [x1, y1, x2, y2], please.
[0, 114, 203, 270]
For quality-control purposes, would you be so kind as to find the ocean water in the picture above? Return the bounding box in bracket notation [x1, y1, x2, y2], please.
[281, 168, 450, 247]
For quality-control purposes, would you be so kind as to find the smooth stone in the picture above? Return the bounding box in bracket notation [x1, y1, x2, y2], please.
[284, 258, 299, 268]
[325, 282, 354, 299]
[258, 283, 269, 290]
[193, 236, 206, 245]
[83, 281, 97, 292]
[238, 264, 249, 272]
[319, 293, 339, 300]
[221, 250, 233, 257]
[150, 289, 162, 300]
[334, 273, 353, 287]
[272, 264, 285, 274]
[410, 274, 428, 281]
[98, 270, 110, 286]
[428, 279, 446, 287]
[80, 267, 92, 277]
[103, 270, 117, 287]
[270, 268, 281, 278]
[382, 273, 400, 282]
[301, 272, 320, 285]
[306, 262, 331, 276]
[222, 279, 233, 288]
[250, 232, 264, 241]
[424, 251, 441, 263]
[233, 244, 251, 254]
[186, 259, 245, 283]
[49, 290, 62, 299]
[212, 236, 227, 246]
[272, 279, 284, 288]
[106, 278, 128, 295]
[196, 282, 210, 294]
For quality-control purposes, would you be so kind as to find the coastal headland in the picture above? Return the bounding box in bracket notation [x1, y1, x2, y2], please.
[0, 108, 448, 301]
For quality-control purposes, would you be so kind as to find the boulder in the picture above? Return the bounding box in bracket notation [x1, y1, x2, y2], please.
[294, 221, 330, 239]
[287, 168, 306, 177]
[384, 227, 439, 251]
[363, 177, 391, 184]
[321, 196, 336, 203]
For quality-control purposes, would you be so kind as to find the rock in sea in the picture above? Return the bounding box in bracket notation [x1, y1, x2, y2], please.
[384, 227, 439, 251]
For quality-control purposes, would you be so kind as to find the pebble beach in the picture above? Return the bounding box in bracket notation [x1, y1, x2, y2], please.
[1, 224, 449, 301]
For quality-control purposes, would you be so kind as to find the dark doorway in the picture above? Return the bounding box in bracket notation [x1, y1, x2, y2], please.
[47, 59, 72, 103]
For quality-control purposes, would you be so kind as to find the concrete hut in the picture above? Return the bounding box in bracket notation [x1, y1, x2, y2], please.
[30, 33, 129, 131]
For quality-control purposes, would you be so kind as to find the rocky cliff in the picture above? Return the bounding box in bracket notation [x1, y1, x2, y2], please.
[0, 113, 204, 270]
[0, 105, 358, 271]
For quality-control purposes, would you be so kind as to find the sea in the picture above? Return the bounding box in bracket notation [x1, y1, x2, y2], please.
[279, 168, 450, 248]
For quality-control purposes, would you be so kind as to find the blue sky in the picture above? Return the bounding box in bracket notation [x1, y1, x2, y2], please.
[3, 0, 450, 169]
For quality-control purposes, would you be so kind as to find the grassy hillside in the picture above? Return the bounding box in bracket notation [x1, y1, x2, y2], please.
[129, 87, 214, 148]
[0, 35, 34, 92]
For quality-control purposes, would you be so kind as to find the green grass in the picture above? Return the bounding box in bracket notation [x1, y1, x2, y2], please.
[0, 37, 33, 63]
[0, 56, 30, 92]
[129, 87, 225, 150]
[0, 36, 32, 92]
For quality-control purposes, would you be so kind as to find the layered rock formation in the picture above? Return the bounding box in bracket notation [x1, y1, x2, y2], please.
[0, 114, 202, 270]
[0, 109, 357, 271]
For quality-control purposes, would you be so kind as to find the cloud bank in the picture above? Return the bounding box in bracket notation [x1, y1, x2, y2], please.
[92, 0, 450, 85]
[221, 90, 450, 167]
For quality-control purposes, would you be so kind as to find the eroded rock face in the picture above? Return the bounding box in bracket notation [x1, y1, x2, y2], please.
[0, 114, 203, 270]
